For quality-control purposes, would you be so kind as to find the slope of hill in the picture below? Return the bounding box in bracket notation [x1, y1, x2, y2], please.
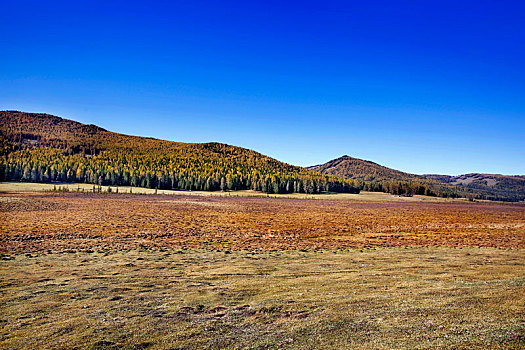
[425, 173, 525, 202]
[308, 155, 427, 183]
[0, 111, 359, 194]
[310, 155, 525, 202]
[308, 155, 455, 196]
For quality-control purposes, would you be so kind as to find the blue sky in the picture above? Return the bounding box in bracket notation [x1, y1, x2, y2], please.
[1, 1, 524, 175]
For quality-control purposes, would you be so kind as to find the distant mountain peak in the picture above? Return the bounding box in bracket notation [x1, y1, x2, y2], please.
[310, 155, 525, 202]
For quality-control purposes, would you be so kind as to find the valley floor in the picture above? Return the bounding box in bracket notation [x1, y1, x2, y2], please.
[1, 190, 524, 253]
[1, 190, 524, 349]
[0, 181, 473, 202]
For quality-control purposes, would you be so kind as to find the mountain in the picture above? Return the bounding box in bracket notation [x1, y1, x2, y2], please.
[308, 155, 455, 197]
[309, 155, 525, 202]
[308, 155, 428, 183]
[2, 111, 523, 201]
[0, 111, 359, 194]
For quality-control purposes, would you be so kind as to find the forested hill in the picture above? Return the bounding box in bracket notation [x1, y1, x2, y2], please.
[424, 173, 525, 202]
[308, 155, 427, 183]
[308, 155, 457, 197]
[2, 111, 523, 201]
[0, 111, 359, 194]
[309, 155, 525, 202]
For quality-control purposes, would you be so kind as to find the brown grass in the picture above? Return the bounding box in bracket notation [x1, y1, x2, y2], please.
[1, 191, 524, 349]
[0, 181, 470, 202]
[1, 248, 524, 349]
[1, 192, 524, 253]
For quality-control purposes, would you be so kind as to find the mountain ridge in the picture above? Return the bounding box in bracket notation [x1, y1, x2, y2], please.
[2, 111, 524, 201]
[309, 155, 525, 201]
[0, 111, 359, 194]
[307, 155, 429, 182]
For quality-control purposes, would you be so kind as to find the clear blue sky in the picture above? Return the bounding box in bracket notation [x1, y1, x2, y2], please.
[1, 1, 524, 175]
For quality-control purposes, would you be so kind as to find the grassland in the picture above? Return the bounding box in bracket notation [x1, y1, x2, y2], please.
[2, 248, 524, 349]
[0, 182, 460, 202]
[1, 189, 524, 253]
[1, 188, 524, 349]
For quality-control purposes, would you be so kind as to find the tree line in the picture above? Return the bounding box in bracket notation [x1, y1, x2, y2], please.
[0, 148, 360, 194]
[4, 111, 521, 200]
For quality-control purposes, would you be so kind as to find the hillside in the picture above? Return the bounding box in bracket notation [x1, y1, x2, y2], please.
[308, 155, 456, 196]
[308, 155, 426, 183]
[310, 156, 525, 201]
[425, 173, 525, 202]
[0, 111, 359, 194]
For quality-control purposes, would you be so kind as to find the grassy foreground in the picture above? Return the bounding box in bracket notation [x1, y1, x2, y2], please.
[1, 247, 524, 349]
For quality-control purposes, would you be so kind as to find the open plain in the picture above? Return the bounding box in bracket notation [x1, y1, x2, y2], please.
[4, 1, 525, 348]
[1, 189, 525, 349]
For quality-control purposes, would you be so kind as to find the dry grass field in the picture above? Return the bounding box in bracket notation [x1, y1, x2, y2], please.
[1, 187, 524, 349]
[0, 182, 467, 202]
[1, 248, 524, 349]
[1, 190, 524, 253]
